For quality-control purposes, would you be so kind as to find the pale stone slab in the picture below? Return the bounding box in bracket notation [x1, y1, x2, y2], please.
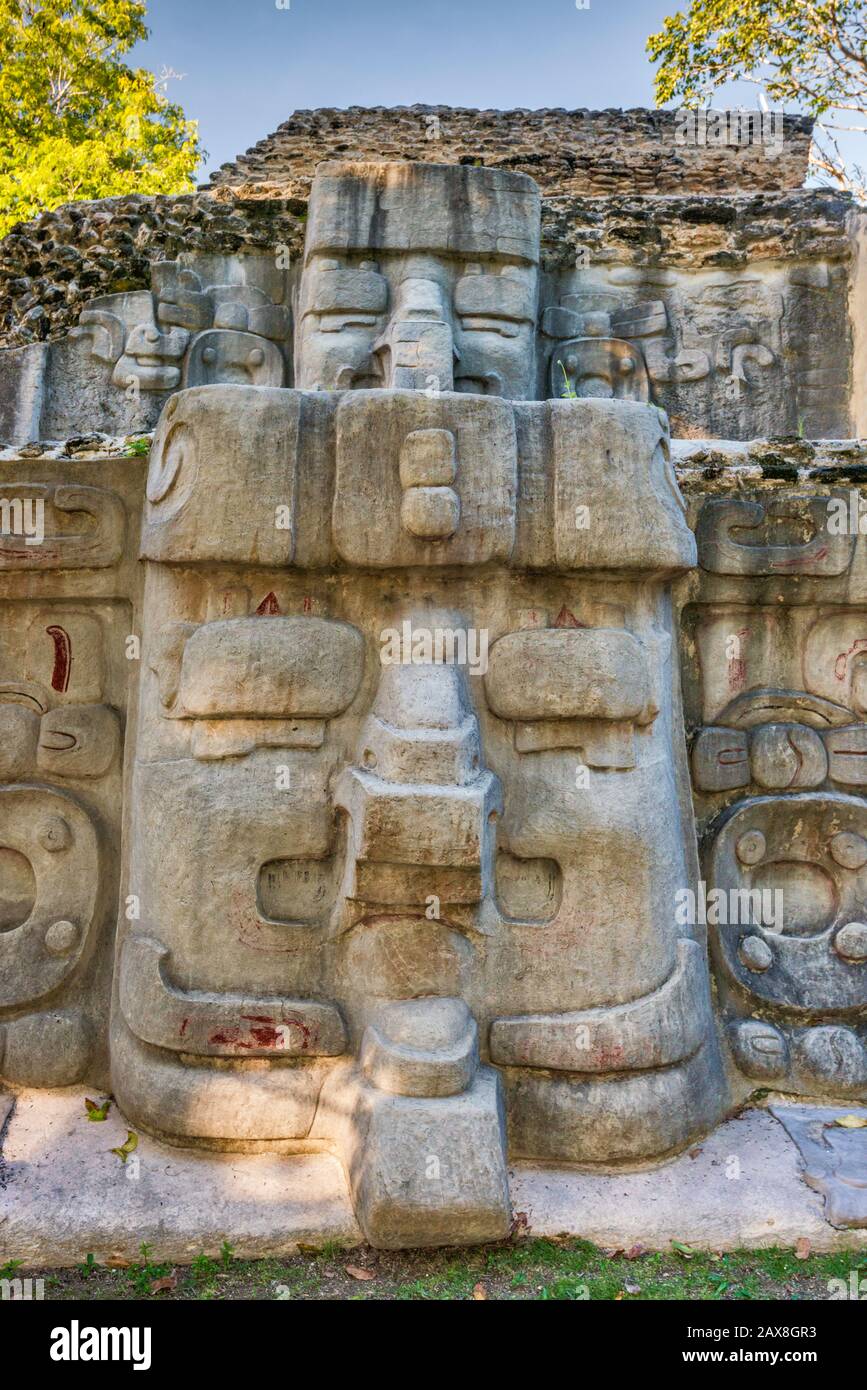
[3, 1095, 865, 1264]
[770, 1103, 867, 1229]
[0, 1089, 360, 1267]
[509, 1109, 866, 1252]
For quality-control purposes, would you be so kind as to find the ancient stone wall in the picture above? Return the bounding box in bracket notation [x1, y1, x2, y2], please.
[2, 157, 866, 1251]
[206, 106, 813, 198]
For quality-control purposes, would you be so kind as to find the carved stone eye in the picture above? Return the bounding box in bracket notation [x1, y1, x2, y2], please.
[45, 919, 79, 956]
[738, 934, 773, 972]
[834, 921, 867, 961]
[202, 347, 217, 365]
[829, 831, 867, 870]
[249, 348, 265, 368]
[736, 829, 766, 865]
[38, 815, 71, 852]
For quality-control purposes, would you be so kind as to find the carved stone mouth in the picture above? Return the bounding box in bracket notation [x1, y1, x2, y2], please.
[718, 688, 854, 729]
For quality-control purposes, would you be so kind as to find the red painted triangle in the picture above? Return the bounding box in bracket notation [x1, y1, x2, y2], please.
[553, 605, 584, 629]
[255, 592, 281, 616]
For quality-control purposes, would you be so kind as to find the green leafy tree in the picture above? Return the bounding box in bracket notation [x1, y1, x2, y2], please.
[648, 0, 867, 198]
[0, 0, 202, 236]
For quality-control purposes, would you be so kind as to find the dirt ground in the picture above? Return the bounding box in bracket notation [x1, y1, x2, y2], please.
[7, 1236, 866, 1301]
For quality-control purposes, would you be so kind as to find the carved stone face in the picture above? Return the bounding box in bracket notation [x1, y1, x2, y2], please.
[295, 163, 540, 399]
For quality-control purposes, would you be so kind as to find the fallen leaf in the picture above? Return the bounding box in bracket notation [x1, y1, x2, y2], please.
[345, 1265, 375, 1281]
[795, 1238, 811, 1260]
[688, 1147, 704, 1160]
[105, 1256, 130, 1269]
[614, 1291, 625, 1300]
[625, 1244, 646, 1260]
[510, 1211, 530, 1237]
[833, 1114, 867, 1129]
[605, 1247, 625, 1259]
[85, 1097, 111, 1122]
[110, 1131, 138, 1163]
[150, 1274, 176, 1294]
[472, 1283, 488, 1300]
[671, 1240, 695, 1260]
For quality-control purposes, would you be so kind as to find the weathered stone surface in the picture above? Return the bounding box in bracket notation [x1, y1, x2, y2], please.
[1, 128, 861, 442]
[208, 106, 813, 198]
[770, 1104, 867, 1228]
[2, 137, 867, 1258]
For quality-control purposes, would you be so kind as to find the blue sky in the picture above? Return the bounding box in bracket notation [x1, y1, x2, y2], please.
[135, 0, 841, 184]
[133, 0, 714, 181]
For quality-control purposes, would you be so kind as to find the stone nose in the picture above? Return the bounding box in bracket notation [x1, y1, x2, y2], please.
[374, 277, 456, 391]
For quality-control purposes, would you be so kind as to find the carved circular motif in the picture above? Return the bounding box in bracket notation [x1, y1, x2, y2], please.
[147, 422, 195, 504]
[736, 829, 766, 865]
[738, 934, 773, 972]
[796, 1026, 867, 1089]
[834, 921, 867, 962]
[45, 919, 79, 956]
[38, 815, 71, 852]
[829, 831, 867, 870]
[728, 1020, 788, 1080]
[750, 724, 827, 790]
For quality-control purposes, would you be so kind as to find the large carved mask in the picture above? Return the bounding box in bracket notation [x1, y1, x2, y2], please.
[294, 162, 540, 399]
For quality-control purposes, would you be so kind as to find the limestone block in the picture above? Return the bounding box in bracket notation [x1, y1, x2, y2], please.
[770, 1105, 867, 1228]
[173, 616, 365, 720]
[0, 1009, 91, 1086]
[504, 1043, 722, 1164]
[750, 724, 828, 790]
[297, 163, 538, 397]
[37, 705, 120, 779]
[804, 611, 867, 716]
[551, 336, 649, 402]
[692, 727, 750, 792]
[333, 391, 517, 566]
[183, 329, 285, 388]
[697, 497, 855, 576]
[0, 706, 40, 781]
[550, 399, 696, 574]
[112, 1021, 329, 1144]
[337, 769, 502, 905]
[305, 161, 540, 263]
[25, 610, 104, 704]
[119, 934, 347, 1058]
[708, 793, 867, 1013]
[0, 785, 99, 1010]
[0, 343, 49, 444]
[360, 999, 478, 1098]
[142, 385, 305, 565]
[490, 939, 707, 1072]
[0, 484, 125, 571]
[826, 726, 867, 788]
[485, 628, 650, 722]
[336, 652, 501, 908]
[321, 1063, 512, 1249]
[728, 1019, 791, 1081]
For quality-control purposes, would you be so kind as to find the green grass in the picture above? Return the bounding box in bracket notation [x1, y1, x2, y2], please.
[16, 1238, 867, 1302]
